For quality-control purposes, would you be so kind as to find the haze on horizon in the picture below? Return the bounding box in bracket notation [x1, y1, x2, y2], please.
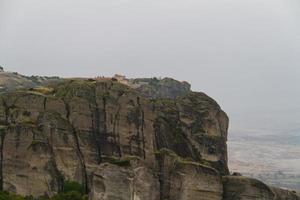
[1, 0, 300, 134]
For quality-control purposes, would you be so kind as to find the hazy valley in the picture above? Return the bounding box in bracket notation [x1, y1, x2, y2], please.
[229, 128, 300, 190]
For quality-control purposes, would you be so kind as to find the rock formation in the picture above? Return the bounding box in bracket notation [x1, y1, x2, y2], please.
[0, 77, 298, 199]
[223, 176, 300, 200]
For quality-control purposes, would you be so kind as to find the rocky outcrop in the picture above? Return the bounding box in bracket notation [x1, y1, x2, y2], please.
[89, 160, 160, 200]
[222, 176, 275, 199]
[272, 187, 300, 200]
[0, 79, 228, 199]
[0, 77, 298, 199]
[155, 149, 223, 200]
[222, 176, 300, 200]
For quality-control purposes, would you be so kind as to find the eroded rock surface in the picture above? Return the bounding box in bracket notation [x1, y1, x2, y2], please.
[0, 78, 298, 200]
[0, 79, 228, 199]
[223, 176, 300, 200]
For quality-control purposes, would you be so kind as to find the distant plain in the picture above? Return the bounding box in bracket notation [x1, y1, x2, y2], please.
[229, 128, 300, 190]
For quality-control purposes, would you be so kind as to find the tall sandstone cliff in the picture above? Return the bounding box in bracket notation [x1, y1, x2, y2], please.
[0, 78, 298, 200]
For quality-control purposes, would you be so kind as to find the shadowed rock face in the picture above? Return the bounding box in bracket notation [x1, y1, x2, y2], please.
[0, 78, 298, 200]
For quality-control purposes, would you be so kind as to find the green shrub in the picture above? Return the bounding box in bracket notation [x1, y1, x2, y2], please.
[110, 159, 131, 167]
[49, 181, 87, 200]
[62, 181, 85, 195]
[0, 181, 88, 200]
[51, 191, 83, 200]
[0, 191, 26, 200]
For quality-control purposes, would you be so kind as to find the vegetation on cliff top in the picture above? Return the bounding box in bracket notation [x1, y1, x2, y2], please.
[134, 77, 191, 99]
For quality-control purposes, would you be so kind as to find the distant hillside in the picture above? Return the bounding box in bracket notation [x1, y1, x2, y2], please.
[96, 75, 192, 99]
[0, 69, 191, 99]
[0, 67, 62, 93]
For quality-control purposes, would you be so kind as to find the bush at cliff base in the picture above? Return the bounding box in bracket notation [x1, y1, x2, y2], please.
[0, 181, 88, 200]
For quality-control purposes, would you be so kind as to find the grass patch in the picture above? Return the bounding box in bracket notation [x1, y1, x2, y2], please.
[0, 191, 26, 200]
[30, 87, 54, 95]
[110, 159, 131, 167]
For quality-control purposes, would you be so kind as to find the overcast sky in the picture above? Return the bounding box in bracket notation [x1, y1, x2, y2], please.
[1, 0, 300, 133]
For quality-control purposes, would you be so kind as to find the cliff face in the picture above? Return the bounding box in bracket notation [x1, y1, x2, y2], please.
[0, 78, 298, 200]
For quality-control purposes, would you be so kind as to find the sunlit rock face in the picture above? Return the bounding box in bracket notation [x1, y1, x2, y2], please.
[0, 78, 298, 200]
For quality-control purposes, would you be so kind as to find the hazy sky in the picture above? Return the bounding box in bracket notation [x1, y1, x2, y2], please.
[1, 0, 300, 133]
